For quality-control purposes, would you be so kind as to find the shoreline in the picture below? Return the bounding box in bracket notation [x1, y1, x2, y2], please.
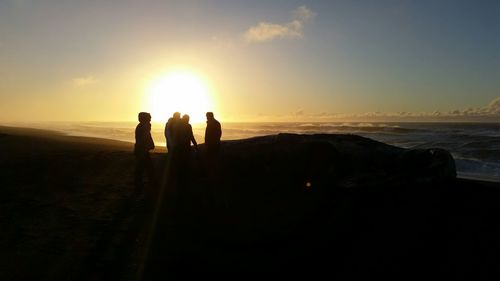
[1, 124, 499, 184]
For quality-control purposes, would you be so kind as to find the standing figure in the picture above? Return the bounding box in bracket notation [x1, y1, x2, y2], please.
[135, 112, 155, 186]
[174, 114, 198, 154]
[165, 112, 181, 152]
[172, 114, 198, 185]
[204, 112, 222, 157]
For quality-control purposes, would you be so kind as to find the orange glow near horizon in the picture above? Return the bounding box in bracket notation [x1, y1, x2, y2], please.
[145, 69, 215, 123]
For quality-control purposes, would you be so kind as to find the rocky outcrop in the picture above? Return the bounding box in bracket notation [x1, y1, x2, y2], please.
[148, 133, 460, 280]
[217, 133, 456, 190]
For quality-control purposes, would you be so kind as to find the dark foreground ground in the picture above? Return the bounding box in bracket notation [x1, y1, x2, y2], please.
[1, 126, 500, 281]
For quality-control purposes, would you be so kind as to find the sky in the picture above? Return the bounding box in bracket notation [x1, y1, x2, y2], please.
[0, 0, 499, 123]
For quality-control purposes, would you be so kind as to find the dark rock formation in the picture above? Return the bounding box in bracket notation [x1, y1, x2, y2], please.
[219, 133, 456, 189]
[145, 134, 465, 280]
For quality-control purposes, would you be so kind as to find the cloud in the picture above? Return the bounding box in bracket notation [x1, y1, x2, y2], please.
[443, 97, 500, 117]
[293, 5, 316, 22]
[486, 96, 500, 115]
[71, 75, 98, 87]
[364, 97, 500, 119]
[244, 5, 315, 42]
[285, 97, 500, 121]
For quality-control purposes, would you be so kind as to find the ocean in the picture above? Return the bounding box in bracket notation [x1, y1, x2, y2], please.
[15, 122, 500, 183]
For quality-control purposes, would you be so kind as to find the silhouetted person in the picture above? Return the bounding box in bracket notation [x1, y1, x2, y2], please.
[142, 115, 199, 281]
[173, 114, 198, 154]
[135, 112, 155, 186]
[204, 112, 222, 157]
[171, 114, 198, 191]
[165, 112, 181, 152]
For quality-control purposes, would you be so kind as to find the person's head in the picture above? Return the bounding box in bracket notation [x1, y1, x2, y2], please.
[206, 112, 214, 120]
[173, 112, 181, 119]
[182, 114, 190, 123]
[138, 112, 151, 123]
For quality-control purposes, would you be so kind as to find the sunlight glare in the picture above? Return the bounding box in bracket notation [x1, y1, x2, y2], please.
[146, 70, 213, 123]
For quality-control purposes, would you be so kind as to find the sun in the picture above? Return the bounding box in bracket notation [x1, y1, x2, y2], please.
[145, 70, 214, 123]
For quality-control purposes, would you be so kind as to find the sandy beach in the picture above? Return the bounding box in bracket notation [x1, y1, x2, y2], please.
[0, 126, 157, 280]
[1, 126, 500, 280]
